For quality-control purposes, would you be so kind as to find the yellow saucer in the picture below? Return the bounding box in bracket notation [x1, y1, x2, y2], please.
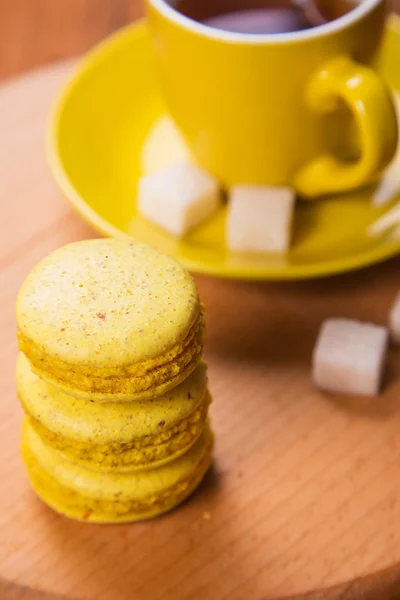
[48, 16, 400, 280]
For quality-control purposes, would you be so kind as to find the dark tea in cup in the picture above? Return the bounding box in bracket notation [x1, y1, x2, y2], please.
[173, 0, 361, 34]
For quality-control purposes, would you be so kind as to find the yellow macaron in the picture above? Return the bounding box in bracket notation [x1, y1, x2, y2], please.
[16, 240, 204, 402]
[22, 419, 213, 523]
[17, 353, 211, 471]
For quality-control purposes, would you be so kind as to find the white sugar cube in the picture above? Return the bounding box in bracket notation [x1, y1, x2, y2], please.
[372, 157, 400, 208]
[141, 117, 192, 175]
[138, 161, 221, 237]
[389, 292, 400, 344]
[372, 93, 400, 208]
[226, 185, 295, 253]
[312, 318, 388, 396]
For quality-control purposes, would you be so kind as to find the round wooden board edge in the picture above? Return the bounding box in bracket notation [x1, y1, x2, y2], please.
[2, 563, 400, 600]
[3, 46, 400, 600]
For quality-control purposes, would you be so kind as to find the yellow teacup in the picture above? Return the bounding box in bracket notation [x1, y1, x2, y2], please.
[146, 0, 397, 198]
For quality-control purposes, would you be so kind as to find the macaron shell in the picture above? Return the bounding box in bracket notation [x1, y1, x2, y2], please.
[17, 354, 208, 444]
[19, 308, 205, 402]
[22, 422, 214, 523]
[23, 420, 213, 501]
[16, 240, 200, 367]
[28, 393, 210, 471]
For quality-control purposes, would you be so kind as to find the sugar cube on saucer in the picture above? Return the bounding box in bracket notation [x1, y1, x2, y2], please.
[141, 117, 192, 175]
[372, 158, 400, 208]
[312, 318, 388, 397]
[372, 94, 400, 208]
[389, 292, 400, 344]
[226, 185, 295, 253]
[138, 161, 221, 237]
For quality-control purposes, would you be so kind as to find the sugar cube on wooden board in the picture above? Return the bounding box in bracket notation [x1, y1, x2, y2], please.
[389, 292, 400, 344]
[226, 185, 295, 253]
[312, 318, 388, 397]
[138, 162, 221, 237]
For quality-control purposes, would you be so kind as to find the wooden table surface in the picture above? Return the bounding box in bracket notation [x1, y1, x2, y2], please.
[0, 0, 143, 82]
[3, 2, 400, 600]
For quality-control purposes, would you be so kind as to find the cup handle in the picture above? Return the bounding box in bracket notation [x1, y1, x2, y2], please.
[294, 56, 398, 199]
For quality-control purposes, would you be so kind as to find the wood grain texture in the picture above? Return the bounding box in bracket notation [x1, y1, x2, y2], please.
[3, 62, 400, 600]
[0, 0, 143, 81]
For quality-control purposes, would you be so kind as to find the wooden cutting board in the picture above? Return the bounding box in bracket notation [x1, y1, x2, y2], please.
[3, 62, 400, 600]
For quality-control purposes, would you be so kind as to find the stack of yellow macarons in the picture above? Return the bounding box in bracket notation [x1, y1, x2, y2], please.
[16, 239, 213, 523]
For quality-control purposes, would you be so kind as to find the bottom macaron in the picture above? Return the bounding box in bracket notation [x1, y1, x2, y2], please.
[22, 420, 213, 523]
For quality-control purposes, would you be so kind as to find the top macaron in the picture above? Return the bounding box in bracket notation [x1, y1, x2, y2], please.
[17, 239, 204, 401]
